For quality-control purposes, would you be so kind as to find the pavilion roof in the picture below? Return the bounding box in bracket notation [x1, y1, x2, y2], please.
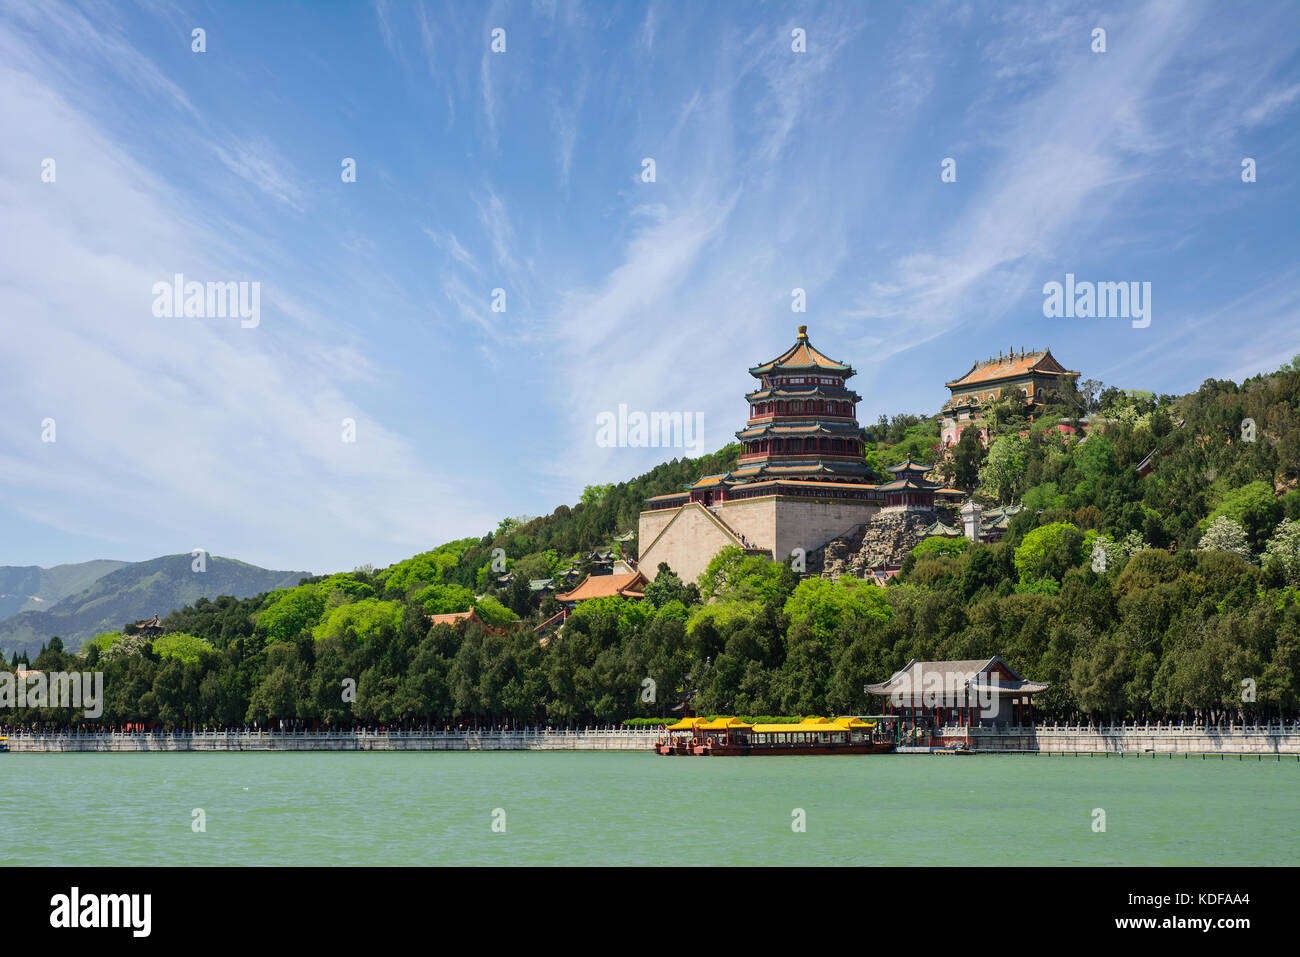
[920, 520, 963, 537]
[427, 609, 480, 627]
[749, 326, 854, 377]
[876, 477, 941, 492]
[886, 456, 933, 473]
[864, 657, 1049, 697]
[556, 571, 647, 602]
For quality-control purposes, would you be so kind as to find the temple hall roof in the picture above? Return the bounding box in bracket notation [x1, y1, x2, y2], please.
[945, 348, 1078, 390]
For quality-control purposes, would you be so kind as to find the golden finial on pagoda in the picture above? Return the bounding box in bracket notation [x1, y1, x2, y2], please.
[797, 325, 807, 339]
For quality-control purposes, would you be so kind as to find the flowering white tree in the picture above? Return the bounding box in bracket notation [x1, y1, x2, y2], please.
[1198, 516, 1252, 561]
[1090, 529, 1149, 573]
[1263, 518, 1300, 585]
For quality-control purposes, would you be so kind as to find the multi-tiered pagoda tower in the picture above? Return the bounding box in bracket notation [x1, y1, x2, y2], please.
[638, 326, 884, 583]
[731, 326, 873, 485]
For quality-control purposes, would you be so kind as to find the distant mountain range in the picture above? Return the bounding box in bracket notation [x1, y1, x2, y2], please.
[0, 559, 131, 620]
[0, 555, 310, 658]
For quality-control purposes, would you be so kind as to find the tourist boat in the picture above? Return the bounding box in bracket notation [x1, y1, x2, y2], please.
[655, 717, 708, 755]
[654, 716, 898, 756]
[0, 737, 8, 753]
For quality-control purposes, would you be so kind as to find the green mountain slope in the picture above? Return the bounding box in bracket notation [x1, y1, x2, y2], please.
[0, 555, 309, 656]
[0, 559, 130, 620]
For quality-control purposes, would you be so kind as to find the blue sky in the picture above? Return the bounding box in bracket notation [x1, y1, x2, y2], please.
[1, 0, 1297, 575]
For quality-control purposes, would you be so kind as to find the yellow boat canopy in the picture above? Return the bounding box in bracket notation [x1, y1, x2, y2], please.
[697, 717, 753, 731]
[833, 716, 872, 729]
[750, 721, 852, 735]
[664, 717, 707, 731]
[668, 716, 879, 734]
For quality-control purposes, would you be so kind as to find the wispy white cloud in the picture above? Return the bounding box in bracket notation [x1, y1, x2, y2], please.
[1244, 82, 1300, 127]
[2, 0, 1295, 570]
[424, 227, 481, 274]
[844, 3, 1201, 365]
[212, 138, 307, 211]
[0, 10, 498, 572]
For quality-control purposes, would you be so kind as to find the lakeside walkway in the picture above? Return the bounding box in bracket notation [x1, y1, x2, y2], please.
[5, 720, 1300, 753]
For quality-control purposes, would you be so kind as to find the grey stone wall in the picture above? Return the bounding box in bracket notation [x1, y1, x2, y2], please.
[958, 725, 1300, 755]
[5, 729, 664, 752]
[821, 509, 932, 576]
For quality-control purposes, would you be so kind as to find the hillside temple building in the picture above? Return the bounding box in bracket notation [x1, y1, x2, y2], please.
[940, 348, 1080, 447]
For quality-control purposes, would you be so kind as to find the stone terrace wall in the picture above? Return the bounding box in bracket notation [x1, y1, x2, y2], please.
[10, 725, 1298, 755]
[6, 729, 662, 753]
[955, 724, 1300, 755]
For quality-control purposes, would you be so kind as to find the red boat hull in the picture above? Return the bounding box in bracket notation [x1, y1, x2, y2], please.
[661, 742, 897, 756]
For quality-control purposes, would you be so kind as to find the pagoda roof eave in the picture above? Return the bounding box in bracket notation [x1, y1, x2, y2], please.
[746, 386, 862, 401]
[749, 328, 855, 377]
[736, 422, 867, 439]
[877, 479, 942, 492]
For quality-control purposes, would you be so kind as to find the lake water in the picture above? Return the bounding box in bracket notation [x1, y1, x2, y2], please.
[3, 752, 1296, 866]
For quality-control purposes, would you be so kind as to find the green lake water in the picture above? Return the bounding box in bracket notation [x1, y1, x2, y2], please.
[2, 752, 1296, 866]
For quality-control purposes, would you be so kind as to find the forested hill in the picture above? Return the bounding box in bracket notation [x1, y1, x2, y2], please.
[0, 555, 309, 657]
[8, 360, 1300, 728]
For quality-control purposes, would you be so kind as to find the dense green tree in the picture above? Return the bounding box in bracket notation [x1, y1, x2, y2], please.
[949, 427, 986, 491]
[979, 435, 1030, 503]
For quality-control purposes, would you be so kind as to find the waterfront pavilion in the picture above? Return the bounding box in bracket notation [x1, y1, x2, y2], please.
[865, 656, 1049, 727]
